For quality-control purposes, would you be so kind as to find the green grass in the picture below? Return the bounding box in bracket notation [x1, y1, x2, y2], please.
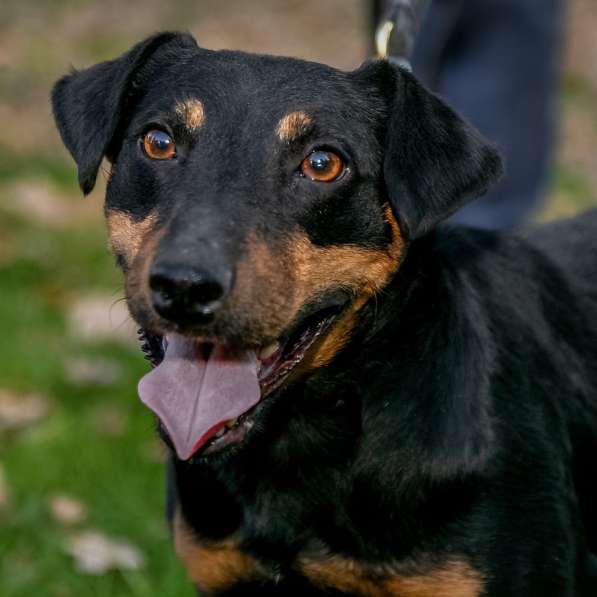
[538, 163, 597, 222]
[0, 147, 79, 192]
[0, 1, 596, 594]
[0, 179, 195, 596]
[0, 155, 592, 597]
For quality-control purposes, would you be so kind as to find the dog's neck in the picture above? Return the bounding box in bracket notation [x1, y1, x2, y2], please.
[331, 225, 497, 472]
[174, 226, 499, 561]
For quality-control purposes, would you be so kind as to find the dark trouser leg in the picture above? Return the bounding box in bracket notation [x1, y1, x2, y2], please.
[410, 0, 564, 229]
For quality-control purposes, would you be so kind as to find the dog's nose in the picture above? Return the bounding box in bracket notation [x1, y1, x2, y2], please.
[149, 262, 232, 324]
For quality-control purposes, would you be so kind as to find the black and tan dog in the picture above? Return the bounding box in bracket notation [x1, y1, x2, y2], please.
[52, 32, 597, 596]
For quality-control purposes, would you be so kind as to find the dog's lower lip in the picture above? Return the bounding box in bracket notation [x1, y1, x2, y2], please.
[141, 304, 344, 457]
[200, 309, 339, 456]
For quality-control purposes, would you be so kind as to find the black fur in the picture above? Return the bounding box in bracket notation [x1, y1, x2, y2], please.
[52, 32, 198, 194]
[52, 32, 597, 596]
[380, 65, 503, 238]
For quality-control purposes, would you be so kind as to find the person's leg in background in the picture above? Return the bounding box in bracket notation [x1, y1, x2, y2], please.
[373, 0, 565, 229]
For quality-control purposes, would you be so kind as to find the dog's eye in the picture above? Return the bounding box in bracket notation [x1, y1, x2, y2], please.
[300, 150, 345, 182]
[143, 130, 176, 160]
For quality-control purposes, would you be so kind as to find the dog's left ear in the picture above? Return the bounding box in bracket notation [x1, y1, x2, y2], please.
[358, 61, 503, 239]
[52, 32, 197, 194]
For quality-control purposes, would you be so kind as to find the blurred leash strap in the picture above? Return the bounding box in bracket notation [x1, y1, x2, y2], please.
[375, 0, 430, 70]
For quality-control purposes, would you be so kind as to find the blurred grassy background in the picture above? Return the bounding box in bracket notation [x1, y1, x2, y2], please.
[0, 1, 596, 596]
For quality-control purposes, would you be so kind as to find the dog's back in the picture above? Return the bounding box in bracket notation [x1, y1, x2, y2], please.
[527, 208, 597, 287]
[525, 210, 597, 556]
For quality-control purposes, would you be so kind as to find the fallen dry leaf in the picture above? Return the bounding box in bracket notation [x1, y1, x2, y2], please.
[91, 404, 128, 437]
[0, 389, 50, 431]
[68, 294, 137, 346]
[50, 495, 88, 525]
[65, 530, 145, 574]
[141, 438, 167, 463]
[64, 357, 123, 386]
[9, 180, 99, 227]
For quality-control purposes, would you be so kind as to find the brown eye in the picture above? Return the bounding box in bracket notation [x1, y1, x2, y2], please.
[143, 130, 176, 160]
[300, 150, 345, 182]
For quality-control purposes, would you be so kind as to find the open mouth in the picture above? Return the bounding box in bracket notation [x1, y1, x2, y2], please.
[138, 306, 340, 460]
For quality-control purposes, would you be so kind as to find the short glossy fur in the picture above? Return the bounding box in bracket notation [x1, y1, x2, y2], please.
[53, 33, 597, 595]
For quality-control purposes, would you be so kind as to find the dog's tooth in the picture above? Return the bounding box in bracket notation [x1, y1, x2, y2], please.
[259, 342, 280, 361]
[215, 427, 226, 438]
[226, 418, 238, 429]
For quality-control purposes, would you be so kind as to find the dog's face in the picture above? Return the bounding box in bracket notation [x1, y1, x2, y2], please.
[53, 33, 501, 461]
[104, 45, 404, 348]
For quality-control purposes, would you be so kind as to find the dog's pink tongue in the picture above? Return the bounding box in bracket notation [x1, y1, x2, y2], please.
[138, 335, 260, 460]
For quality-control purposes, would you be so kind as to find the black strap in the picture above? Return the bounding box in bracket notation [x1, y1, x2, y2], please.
[375, 0, 430, 69]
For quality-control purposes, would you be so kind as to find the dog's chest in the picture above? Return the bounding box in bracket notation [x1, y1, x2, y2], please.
[173, 510, 482, 596]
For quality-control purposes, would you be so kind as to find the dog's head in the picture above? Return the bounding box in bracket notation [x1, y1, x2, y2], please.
[53, 32, 502, 460]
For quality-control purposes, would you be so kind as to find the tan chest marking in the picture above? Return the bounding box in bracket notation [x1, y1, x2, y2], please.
[173, 511, 481, 597]
[173, 511, 261, 593]
[299, 556, 483, 597]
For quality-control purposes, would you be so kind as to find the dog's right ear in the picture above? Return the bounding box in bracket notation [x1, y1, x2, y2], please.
[355, 60, 503, 239]
[52, 32, 197, 195]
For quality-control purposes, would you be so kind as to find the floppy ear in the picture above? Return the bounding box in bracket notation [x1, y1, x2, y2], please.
[51, 32, 197, 194]
[376, 62, 503, 238]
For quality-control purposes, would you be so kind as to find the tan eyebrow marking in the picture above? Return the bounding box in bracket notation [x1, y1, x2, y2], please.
[276, 111, 313, 142]
[175, 98, 206, 131]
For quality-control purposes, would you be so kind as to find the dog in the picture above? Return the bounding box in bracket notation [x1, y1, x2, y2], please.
[52, 32, 597, 596]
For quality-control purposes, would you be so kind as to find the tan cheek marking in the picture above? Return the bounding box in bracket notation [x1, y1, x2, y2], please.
[302, 295, 367, 370]
[276, 111, 313, 142]
[234, 233, 297, 342]
[173, 510, 261, 593]
[294, 204, 405, 369]
[129, 227, 162, 302]
[121, 218, 169, 332]
[300, 557, 483, 597]
[234, 205, 403, 353]
[106, 209, 158, 265]
[290, 204, 404, 304]
[176, 98, 205, 131]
